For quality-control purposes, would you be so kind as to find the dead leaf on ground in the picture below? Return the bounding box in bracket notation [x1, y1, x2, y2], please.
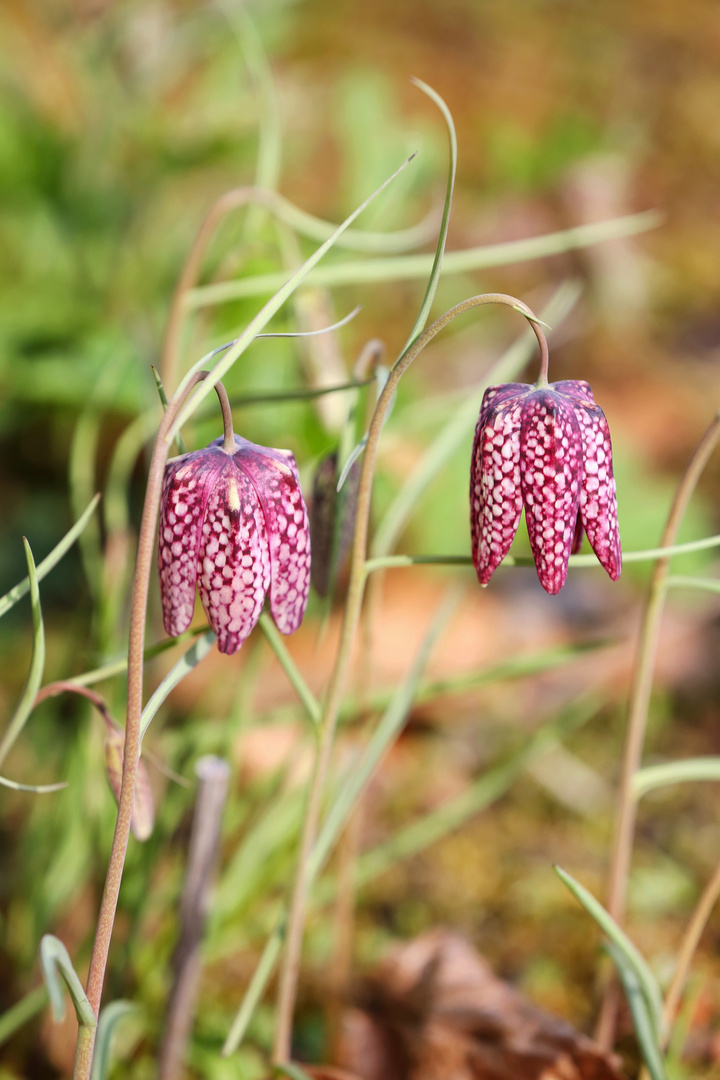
[335, 930, 627, 1080]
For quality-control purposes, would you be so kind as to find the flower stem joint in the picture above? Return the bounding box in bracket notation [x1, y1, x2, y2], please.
[471, 379, 621, 594]
[159, 435, 311, 654]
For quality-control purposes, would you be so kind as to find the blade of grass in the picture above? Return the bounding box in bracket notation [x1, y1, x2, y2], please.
[666, 575, 720, 594]
[90, 1002, 137, 1080]
[0, 986, 48, 1048]
[606, 942, 668, 1080]
[399, 79, 456, 352]
[258, 614, 321, 728]
[139, 631, 216, 745]
[555, 866, 663, 1038]
[40, 936, 95, 1028]
[634, 757, 720, 798]
[0, 775, 66, 793]
[0, 540, 45, 770]
[0, 495, 101, 619]
[187, 211, 661, 308]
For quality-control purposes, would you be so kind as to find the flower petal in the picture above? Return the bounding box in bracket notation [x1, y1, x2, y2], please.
[477, 383, 530, 430]
[471, 397, 524, 585]
[158, 449, 227, 637]
[236, 447, 311, 635]
[197, 462, 271, 655]
[552, 380, 595, 404]
[520, 390, 583, 594]
[576, 403, 622, 580]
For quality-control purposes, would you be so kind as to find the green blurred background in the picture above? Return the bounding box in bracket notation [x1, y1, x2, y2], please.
[2, 0, 720, 1076]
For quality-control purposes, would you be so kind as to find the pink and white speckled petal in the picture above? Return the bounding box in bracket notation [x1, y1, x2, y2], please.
[196, 462, 271, 655]
[237, 450, 312, 635]
[471, 398, 524, 585]
[158, 448, 227, 637]
[552, 380, 595, 404]
[519, 390, 583, 594]
[477, 383, 530, 431]
[575, 402, 622, 580]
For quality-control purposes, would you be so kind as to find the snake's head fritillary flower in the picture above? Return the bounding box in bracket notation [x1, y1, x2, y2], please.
[158, 434, 311, 654]
[470, 379, 621, 594]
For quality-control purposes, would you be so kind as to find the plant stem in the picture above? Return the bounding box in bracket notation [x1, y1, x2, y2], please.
[214, 380, 236, 453]
[596, 411, 720, 1049]
[271, 292, 547, 1063]
[75, 374, 207, 1080]
[661, 857, 720, 1044]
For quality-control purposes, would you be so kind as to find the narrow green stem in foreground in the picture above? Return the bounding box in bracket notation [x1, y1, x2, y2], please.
[597, 411, 720, 1050]
[271, 293, 548, 1062]
[75, 374, 208, 1080]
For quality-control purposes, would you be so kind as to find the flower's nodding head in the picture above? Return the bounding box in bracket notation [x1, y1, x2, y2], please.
[470, 379, 621, 594]
[158, 434, 311, 654]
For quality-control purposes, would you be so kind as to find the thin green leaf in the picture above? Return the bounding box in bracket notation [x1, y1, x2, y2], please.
[399, 79, 456, 352]
[274, 1063, 315, 1080]
[310, 587, 460, 882]
[0, 774, 66, 793]
[139, 630, 215, 744]
[0, 540, 46, 770]
[0, 986, 48, 1047]
[187, 210, 661, 309]
[258, 614, 321, 728]
[68, 626, 209, 688]
[606, 942, 668, 1080]
[221, 923, 284, 1056]
[0, 495, 101, 619]
[634, 757, 720, 799]
[90, 1001, 137, 1080]
[40, 935, 96, 1029]
[362, 532, 720, 576]
[554, 866, 663, 1038]
[666, 574, 720, 594]
[169, 153, 417, 441]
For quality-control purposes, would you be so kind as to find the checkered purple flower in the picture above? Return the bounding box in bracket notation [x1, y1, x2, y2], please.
[158, 434, 311, 654]
[470, 379, 621, 594]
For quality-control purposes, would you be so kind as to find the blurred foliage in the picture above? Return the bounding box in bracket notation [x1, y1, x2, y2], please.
[2, 1, 720, 1078]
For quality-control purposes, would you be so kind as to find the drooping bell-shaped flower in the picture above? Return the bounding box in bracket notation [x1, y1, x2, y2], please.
[470, 378, 621, 594]
[158, 426, 311, 654]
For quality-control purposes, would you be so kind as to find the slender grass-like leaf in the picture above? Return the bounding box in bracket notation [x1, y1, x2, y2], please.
[667, 574, 720, 594]
[187, 210, 660, 309]
[139, 630, 216, 744]
[169, 153, 418, 440]
[0, 986, 48, 1048]
[634, 757, 720, 799]
[40, 935, 96, 1028]
[606, 942, 668, 1080]
[0, 775, 66, 793]
[0, 495, 101, 619]
[274, 1064, 315, 1080]
[310, 587, 460, 881]
[554, 866, 663, 1038]
[399, 79, 456, 352]
[221, 924, 284, 1056]
[258, 614, 321, 728]
[363, 532, 720, 576]
[0, 541, 46, 770]
[90, 1001, 137, 1080]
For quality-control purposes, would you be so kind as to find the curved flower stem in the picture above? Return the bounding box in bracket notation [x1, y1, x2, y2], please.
[272, 292, 548, 1063]
[596, 410, 720, 1050]
[75, 372, 208, 1080]
[214, 380, 236, 453]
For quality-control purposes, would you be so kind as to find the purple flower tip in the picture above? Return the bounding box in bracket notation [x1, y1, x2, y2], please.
[470, 379, 621, 594]
[158, 434, 311, 654]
